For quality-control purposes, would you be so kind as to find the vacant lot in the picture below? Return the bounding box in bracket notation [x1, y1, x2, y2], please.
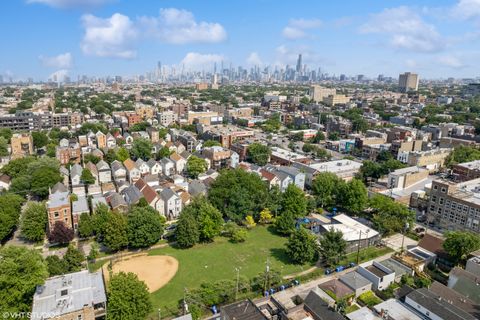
[148, 226, 313, 313]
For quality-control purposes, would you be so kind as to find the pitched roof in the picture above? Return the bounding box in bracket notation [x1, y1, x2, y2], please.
[418, 234, 450, 260]
[339, 271, 371, 290]
[160, 188, 176, 201]
[84, 162, 98, 175]
[51, 182, 68, 194]
[123, 158, 137, 171]
[429, 281, 480, 318]
[142, 184, 158, 204]
[96, 160, 110, 171]
[304, 290, 344, 320]
[70, 163, 83, 177]
[170, 152, 183, 162]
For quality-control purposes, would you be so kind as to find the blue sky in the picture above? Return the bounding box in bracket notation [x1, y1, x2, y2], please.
[1, 0, 480, 80]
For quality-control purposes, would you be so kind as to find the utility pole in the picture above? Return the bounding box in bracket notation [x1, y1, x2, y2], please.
[263, 258, 270, 293]
[356, 230, 362, 265]
[158, 308, 161, 320]
[235, 267, 241, 300]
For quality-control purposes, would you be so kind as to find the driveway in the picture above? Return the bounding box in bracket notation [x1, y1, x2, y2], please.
[382, 233, 418, 251]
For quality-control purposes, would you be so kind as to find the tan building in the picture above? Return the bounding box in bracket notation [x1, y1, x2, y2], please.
[135, 104, 155, 119]
[10, 133, 33, 158]
[147, 127, 159, 143]
[95, 131, 106, 149]
[323, 94, 350, 106]
[186, 111, 219, 124]
[388, 166, 429, 189]
[428, 178, 480, 232]
[202, 146, 233, 169]
[195, 82, 209, 91]
[399, 72, 419, 92]
[407, 148, 451, 172]
[452, 160, 480, 181]
[309, 85, 336, 102]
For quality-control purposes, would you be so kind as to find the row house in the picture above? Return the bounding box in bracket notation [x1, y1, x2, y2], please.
[56, 143, 81, 165]
[96, 160, 112, 183]
[46, 182, 72, 231]
[134, 179, 163, 212]
[123, 159, 141, 183]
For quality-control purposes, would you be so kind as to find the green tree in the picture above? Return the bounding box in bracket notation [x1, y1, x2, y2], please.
[45, 255, 67, 276]
[369, 195, 415, 234]
[274, 211, 296, 235]
[29, 165, 62, 199]
[443, 231, 480, 264]
[186, 156, 208, 178]
[78, 212, 95, 238]
[10, 175, 31, 198]
[0, 193, 26, 242]
[83, 154, 101, 164]
[0, 246, 48, 313]
[231, 228, 248, 243]
[286, 227, 319, 264]
[176, 210, 200, 248]
[328, 132, 340, 140]
[103, 212, 128, 251]
[107, 272, 153, 320]
[319, 228, 347, 266]
[156, 146, 172, 159]
[32, 131, 49, 149]
[131, 138, 153, 160]
[338, 178, 368, 214]
[63, 245, 85, 272]
[127, 206, 165, 248]
[259, 208, 273, 224]
[20, 201, 47, 242]
[0, 156, 36, 178]
[208, 168, 269, 221]
[312, 172, 342, 208]
[189, 197, 223, 242]
[0, 136, 9, 157]
[80, 168, 96, 185]
[0, 128, 12, 142]
[203, 140, 222, 147]
[446, 145, 480, 167]
[281, 184, 307, 218]
[247, 143, 271, 166]
[116, 147, 130, 162]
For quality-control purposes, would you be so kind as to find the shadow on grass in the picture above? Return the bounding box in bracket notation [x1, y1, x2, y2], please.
[270, 247, 296, 266]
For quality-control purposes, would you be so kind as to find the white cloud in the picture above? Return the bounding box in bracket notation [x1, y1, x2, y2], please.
[180, 52, 223, 69]
[39, 52, 73, 69]
[452, 0, 480, 19]
[360, 6, 444, 52]
[49, 69, 69, 82]
[139, 8, 227, 44]
[246, 52, 263, 66]
[80, 13, 137, 59]
[437, 55, 465, 68]
[27, 0, 111, 8]
[405, 59, 418, 68]
[282, 18, 322, 40]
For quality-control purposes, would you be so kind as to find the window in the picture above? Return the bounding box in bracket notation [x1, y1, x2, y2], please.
[441, 187, 447, 193]
[61, 289, 68, 296]
[54, 212, 59, 218]
[433, 185, 438, 190]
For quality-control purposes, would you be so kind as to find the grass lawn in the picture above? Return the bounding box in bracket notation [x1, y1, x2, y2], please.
[148, 226, 313, 313]
[345, 304, 360, 314]
[339, 246, 393, 266]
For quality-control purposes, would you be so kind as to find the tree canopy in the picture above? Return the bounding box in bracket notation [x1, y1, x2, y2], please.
[186, 156, 208, 178]
[368, 195, 415, 234]
[107, 272, 153, 320]
[443, 231, 480, 264]
[247, 143, 271, 166]
[0, 246, 48, 313]
[319, 228, 347, 266]
[131, 138, 153, 161]
[20, 201, 47, 242]
[0, 193, 26, 242]
[208, 168, 269, 221]
[286, 227, 319, 264]
[127, 206, 165, 248]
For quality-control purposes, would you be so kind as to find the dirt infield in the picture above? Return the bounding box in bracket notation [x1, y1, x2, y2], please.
[103, 255, 179, 292]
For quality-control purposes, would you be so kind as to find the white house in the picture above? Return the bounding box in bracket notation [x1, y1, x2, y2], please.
[160, 188, 182, 219]
[135, 158, 150, 176]
[96, 160, 112, 184]
[160, 158, 175, 177]
[147, 159, 162, 175]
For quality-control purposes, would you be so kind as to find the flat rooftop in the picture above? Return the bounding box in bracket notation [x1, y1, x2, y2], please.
[373, 299, 422, 320]
[366, 265, 388, 278]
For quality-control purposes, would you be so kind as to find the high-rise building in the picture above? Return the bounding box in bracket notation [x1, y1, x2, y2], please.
[398, 72, 419, 92]
[296, 54, 302, 73]
[309, 85, 336, 102]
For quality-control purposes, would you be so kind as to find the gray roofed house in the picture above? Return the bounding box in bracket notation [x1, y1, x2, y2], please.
[121, 185, 142, 206]
[72, 196, 89, 215]
[70, 163, 83, 186]
[405, 288, 476, 320]
[96, 160, 110, 171]
[304, 290, 344, 320]
[31, 270, 106, 320]
[220, 299, 267, 320]
[339, 271, 372, 297]
[378, 258, 413, 282]
[51, 182, 68, 194]
[111, 160, 126, 181]
[91, 195, 108, 211]
[107, 192, 128, 213]
[429, 281, 480, 319]
[448, 267, 480, 304]
[188, 180, 207, 196]
[160, 188, 182, 219]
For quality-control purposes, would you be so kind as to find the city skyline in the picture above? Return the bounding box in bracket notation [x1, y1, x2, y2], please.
[2, 0, 480, 81]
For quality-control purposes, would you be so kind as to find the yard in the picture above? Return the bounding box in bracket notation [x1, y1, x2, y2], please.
[148, 226, 313, 315]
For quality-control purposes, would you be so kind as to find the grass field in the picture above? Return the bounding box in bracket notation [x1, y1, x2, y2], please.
[148, 226, 313, 313]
